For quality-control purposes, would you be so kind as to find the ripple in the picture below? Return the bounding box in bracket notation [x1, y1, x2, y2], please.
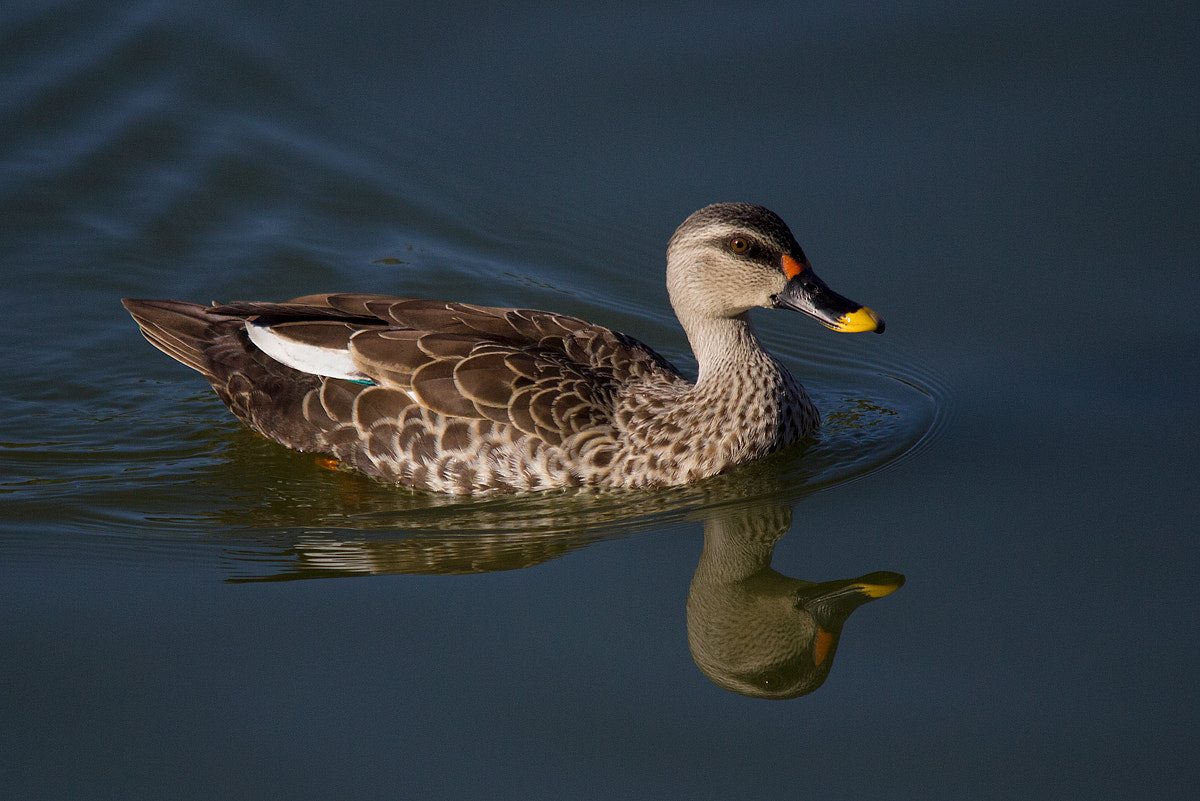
[801, 337, 951, 488]
[20, 309, 947, 581]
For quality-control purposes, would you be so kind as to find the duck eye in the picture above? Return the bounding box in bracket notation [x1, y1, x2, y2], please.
[729, 237, 750, 254]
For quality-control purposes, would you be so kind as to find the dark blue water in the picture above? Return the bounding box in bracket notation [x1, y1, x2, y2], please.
[3, 1, 1198, 798]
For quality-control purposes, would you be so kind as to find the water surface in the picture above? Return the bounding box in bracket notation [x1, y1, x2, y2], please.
[2, 1, 1197, 799]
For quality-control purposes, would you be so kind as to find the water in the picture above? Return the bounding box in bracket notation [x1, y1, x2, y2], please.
[3, 0, 1198, 798]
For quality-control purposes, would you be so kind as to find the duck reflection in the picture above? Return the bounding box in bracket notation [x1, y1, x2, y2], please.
[224, 486, 902, 699]
[687, 504, 902, 699]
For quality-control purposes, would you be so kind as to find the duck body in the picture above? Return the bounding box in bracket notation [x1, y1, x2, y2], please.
[123, 203, 882, 494]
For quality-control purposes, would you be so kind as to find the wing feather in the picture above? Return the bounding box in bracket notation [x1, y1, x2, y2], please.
[144, 293, 684, 454]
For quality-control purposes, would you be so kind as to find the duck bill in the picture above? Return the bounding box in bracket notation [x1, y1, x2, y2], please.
[773, 256, 885, 333]
[794, 571, 906, 629]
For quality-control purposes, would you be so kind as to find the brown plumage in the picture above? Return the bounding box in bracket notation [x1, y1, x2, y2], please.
[123, 203, 883, 493]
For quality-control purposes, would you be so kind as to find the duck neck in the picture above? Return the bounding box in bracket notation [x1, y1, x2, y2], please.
[683, 311, 778, 389]
[693, 505, 792, 582]
[674, 310, 815, 457]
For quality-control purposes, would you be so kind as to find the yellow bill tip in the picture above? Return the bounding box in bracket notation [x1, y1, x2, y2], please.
[851, 576, 905, 599]
[832, 306, 885, 333]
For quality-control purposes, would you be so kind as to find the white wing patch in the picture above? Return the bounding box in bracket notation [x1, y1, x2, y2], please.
[245, 321, 371, 382]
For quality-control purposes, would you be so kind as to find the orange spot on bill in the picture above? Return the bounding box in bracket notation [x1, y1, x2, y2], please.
[813, 627, 834, 666]
[781, 254, 805, 279]
[315, 456, 341, 471]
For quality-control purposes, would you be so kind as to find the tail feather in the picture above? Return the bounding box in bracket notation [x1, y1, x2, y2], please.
[121, 298, 233, 377]
[122, 297, 335, 451]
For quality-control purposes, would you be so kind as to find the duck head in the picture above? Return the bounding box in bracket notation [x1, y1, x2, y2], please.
[666, 203, 884, 333]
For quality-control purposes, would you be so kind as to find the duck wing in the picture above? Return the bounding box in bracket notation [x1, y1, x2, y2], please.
[210, 293, 683, 446]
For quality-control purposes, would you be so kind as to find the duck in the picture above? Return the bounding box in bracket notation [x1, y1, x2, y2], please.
[123, 203, 883, 494]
